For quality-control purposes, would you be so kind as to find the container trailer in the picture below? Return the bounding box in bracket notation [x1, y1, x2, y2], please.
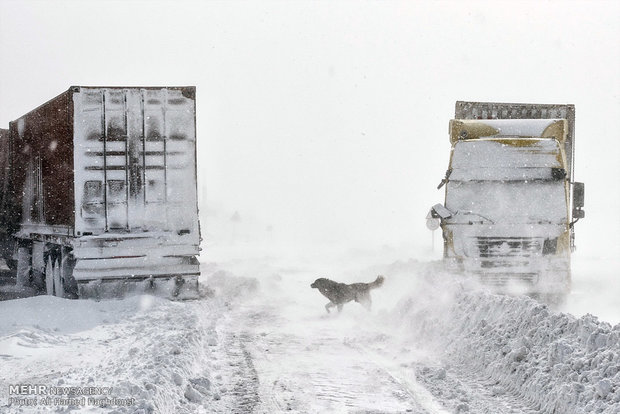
[1, 86, 200, 298]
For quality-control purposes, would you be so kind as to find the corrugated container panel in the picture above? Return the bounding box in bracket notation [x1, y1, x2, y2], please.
[72, 87, 198, 242]
[0, 128, 12, 231]
[0, 129, 9, 198]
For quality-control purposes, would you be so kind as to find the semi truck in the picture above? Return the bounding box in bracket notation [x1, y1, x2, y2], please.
[427, 101, 584, 300]
[0, 86, 200, 298]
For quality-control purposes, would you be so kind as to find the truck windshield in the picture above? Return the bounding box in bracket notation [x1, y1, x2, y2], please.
[446, 139, 567, 224]
[446, 181, 567, 224]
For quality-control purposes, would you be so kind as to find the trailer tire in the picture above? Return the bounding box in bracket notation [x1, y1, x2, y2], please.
[7, 259, 17, 270]
[3, 256, 17, 271]
[60, 248, 78, 299]
[45, 256, 54, 295]
[53, 259, 64, 298]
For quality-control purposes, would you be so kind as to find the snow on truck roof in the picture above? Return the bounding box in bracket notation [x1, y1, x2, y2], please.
[449, 119, 567, 145]
[9, 86, 195, 123]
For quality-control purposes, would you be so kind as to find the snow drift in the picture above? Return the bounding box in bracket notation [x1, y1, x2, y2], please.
[1, 248, 618, 413]
[390, 264, 620, 414]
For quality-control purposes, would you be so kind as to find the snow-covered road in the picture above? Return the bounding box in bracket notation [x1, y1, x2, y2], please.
[200, 263, 546, 414]
[205, 269, 449, 414]
[0, 252, 618, 413]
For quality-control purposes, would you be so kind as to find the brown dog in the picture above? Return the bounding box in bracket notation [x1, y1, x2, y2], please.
[310, 275, 385, 313]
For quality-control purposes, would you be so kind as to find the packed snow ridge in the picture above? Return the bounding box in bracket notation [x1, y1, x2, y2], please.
[391, 262, 620, 414]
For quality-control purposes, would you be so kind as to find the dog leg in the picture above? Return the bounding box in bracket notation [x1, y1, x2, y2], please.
[356, 293, 372, 311]
[325, 302, 334, 313]
[337, 304, 343, 313]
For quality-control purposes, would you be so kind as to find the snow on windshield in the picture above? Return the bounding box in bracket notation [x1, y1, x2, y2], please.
[450, 139, 563, 181]
[446, 181, 567, 223]
[447, 139, 567, 223]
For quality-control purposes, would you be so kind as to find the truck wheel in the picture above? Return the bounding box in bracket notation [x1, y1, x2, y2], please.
[60, 248, 78, 299]
[53, 259, 64, 298]
[6, 259, 17, 270]
[45, 256, 54, 295]
[3, 256, 17, 271]
[16, 245, 33, 288]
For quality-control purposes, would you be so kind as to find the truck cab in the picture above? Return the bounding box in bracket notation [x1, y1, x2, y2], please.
[428, 102, 585, 299]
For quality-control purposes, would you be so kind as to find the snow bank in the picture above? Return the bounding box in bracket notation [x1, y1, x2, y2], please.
[0, 295, 217, 413]
[391, 269, 620, 414]
[0, 295, 147, 336]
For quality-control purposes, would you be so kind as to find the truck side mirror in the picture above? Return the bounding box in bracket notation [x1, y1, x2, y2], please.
[572, 182, 585, 218]
[426, 210, 441, 230]
[430, 203, 453, 220]
[573, 182, 584, 208]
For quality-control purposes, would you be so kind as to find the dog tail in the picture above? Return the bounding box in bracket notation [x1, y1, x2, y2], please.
[369, 275, 385, 289]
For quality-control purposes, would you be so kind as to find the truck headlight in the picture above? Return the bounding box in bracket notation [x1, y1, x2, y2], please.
[543, 238, 558, 255]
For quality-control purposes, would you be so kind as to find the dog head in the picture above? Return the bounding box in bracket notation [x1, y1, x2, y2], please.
[311, 278, 329, 289]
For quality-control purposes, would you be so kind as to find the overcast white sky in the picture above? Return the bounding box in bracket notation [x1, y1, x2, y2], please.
[0, 0, 618, 256]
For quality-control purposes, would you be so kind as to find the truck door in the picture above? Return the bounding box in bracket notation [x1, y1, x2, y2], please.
[74, 87, 197, 237]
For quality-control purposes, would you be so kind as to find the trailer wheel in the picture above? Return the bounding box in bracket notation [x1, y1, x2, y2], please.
[53, 259, 64, 298]
[60, 247, 78, 299]
[45, 256, 54, 295]
[16, 244, 33, 288]
[3, 256, 17, 271]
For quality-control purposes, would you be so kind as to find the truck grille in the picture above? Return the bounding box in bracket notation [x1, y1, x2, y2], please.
[476, 237, 542, 258]
[478, 272, 538, 286]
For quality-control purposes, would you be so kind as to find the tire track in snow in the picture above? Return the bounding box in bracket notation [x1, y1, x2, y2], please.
[202, 264, 557, 413]
[350, 344, 451, 414]
[411, 363, 541, 414]
[231, 300, 441, 413]
[204, 305, 262, 414]
[226, 332, 261, 413]
[201, 267, 451, 413]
